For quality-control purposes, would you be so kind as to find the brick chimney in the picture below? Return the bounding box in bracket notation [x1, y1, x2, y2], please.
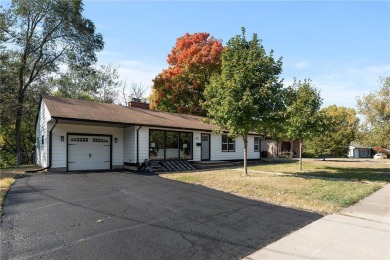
[128, 98, 149, 110]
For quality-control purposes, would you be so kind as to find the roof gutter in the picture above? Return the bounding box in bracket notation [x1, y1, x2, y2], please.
[51, 116, 214, 133]
[26, 119, 58, 173]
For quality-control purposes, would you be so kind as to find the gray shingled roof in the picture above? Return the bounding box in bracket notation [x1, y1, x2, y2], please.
[42, 95, 217, 131]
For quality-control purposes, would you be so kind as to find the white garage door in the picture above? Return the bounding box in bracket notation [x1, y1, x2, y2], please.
[68, 135, 111, 171]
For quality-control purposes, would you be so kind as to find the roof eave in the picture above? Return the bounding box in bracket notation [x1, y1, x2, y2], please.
[52, 116, 214, 132]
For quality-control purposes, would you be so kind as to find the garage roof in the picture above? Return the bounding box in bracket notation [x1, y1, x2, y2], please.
[42, 95, 217, 131]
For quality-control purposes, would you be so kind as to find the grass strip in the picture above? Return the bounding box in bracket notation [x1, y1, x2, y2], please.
[161, 168, 384, 215]
[0, 166, 39, 214]
[249, 160, 390, 182]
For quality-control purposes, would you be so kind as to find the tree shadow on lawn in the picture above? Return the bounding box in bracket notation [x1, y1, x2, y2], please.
[294, 167, 390, 182]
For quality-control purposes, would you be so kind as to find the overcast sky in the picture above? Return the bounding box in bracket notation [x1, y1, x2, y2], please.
[82, 1, 389, 109]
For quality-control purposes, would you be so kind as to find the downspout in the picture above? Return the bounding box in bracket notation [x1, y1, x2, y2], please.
[136, 126, 142, 166]
[48, 119, 58, 169]
[26, 119, 58, 173]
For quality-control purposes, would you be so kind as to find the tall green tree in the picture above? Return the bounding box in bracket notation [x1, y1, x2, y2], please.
[357, 77, 390, 148]
[284, 79, 322, 170]
[203, 28, 284, 176]
[0, 50, 51, 166]
[52, 64, 120, 103]
[1, 0, 104, 164]
[304, 105, 359, 159]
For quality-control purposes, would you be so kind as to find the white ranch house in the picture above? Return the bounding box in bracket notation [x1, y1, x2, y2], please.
[36, 95, 297, 171]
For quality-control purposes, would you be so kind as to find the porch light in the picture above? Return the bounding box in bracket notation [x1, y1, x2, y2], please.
[114, 138, 118, 143]
[60, 136, 64, 142]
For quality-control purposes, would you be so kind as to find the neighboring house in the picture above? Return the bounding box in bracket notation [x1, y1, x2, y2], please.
[259, 139, 300, 158]
[348, 142, 373, 158]
[36, 95, 299, 171]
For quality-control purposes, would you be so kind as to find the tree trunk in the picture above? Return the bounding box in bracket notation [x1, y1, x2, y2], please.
[299, 140, 303, 171]
[243, 135, 248, 176]
[15, 95, 24, 165]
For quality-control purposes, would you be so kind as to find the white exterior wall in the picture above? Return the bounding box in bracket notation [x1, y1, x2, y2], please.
[124, 126, 136, 163]
[349, 148, 371, 158]
[138, 126, 149, 163]
[51, 124, 124, 169]
[210, 134, 260, 161]
[36, 101, 51, 167]
[138, 126, 261, 162]
[348, 146, 354, 158]
[192, 131, 203, 161]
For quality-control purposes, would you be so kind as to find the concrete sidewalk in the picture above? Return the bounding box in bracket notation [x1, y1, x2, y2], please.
[244, 184, 390, 260]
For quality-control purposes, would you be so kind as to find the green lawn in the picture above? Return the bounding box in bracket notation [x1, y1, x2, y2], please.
[249, 159, 390, 182]
[161, 160, 388, 215]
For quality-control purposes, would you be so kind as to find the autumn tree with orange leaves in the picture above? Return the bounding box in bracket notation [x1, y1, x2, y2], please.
[150, 33, 223, 116]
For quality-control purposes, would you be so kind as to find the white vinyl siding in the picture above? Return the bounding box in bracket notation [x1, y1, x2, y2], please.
[192, 131, 202, 161]
[36, 101, 51, 167]
[205, 134, 260, 161]
[124, 126, 136, 163]
[137, 127, 149, 163]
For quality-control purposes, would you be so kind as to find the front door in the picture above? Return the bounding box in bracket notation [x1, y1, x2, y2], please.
[201, 134, 210, 161]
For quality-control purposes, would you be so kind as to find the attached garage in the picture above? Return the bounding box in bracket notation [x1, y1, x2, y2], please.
[67, 134, 112, 171]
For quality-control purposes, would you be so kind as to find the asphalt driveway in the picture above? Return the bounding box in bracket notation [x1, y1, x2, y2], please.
[1, 171, 321, 260]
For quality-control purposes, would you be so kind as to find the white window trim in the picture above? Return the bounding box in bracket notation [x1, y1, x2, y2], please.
[222, 134, 235, 152]
[254, 137, 260, 152]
